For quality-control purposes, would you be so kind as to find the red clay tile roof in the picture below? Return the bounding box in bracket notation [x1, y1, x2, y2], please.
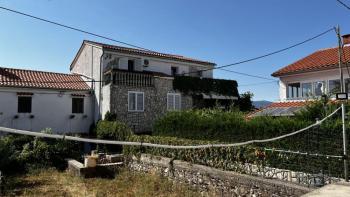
[266, 101, 307, 108]
[246, 101, 307, 118]
[0, 67, 91, 91]
[84, 40, 216, 66]
[272, 45, 350, 77]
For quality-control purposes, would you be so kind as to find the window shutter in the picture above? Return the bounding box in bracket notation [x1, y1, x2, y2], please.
[128, 93, 136, 111]
[174, 94, 181, 110]
[167, 94, 174, 110]
[137, 93, 144, 111]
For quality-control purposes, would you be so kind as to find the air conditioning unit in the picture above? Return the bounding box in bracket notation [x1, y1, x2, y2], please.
[143, 59, 150, 67]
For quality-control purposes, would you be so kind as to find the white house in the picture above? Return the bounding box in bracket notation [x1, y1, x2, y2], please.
[251, 34, 350, 117]
[0, 40, 238, 133]
[70, 40, 238, 132]
[0, 67, 93, 133]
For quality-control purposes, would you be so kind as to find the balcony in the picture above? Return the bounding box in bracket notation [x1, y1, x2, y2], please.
[104, 69, 154, 87]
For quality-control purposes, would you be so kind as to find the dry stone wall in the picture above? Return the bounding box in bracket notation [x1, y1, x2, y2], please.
[128, 154, 313, 197]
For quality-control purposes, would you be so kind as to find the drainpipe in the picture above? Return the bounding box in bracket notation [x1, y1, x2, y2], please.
[99, 49, 105, 121]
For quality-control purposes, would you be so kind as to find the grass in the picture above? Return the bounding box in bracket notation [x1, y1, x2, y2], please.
[2, 168, 208, 197]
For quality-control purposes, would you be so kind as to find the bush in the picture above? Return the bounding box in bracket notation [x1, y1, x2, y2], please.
[123, 134, 347, 177]
[96, 120, 132, 141]
[153, 109, 247, 142]
[0, 129, 82, 175]
[153, 109, 312, 143]
[96, 120, 132, 153]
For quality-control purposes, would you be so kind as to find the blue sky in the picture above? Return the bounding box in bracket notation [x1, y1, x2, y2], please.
[0, 0, 349, 101]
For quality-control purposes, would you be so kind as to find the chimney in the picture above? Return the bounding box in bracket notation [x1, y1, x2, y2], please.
[342, 34, 350, 45]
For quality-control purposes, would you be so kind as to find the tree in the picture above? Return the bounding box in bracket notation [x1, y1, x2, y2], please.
[239, 91, 254, 112]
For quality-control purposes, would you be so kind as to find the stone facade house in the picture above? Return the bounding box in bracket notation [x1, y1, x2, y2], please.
[70, 40, 239, 132]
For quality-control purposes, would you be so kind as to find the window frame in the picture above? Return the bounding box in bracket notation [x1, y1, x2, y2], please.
[128, 60, 135, 71]
[128, 91, 144, 112]
[286, 82, 301, 99]
[18, 96, 32, 113]
[167, 93, 181, 111]
[171, 66, 178, 76]
[72, 97, 84, 114]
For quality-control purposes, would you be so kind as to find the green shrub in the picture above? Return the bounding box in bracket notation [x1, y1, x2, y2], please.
[96, 120, 132, 153]
[123, 134, 346, 177]
[153, 108, 313, 143]
[96, 120, 132, 141]
[153, 109, 246, 142]
[0, 129, 82, 175]
[104, 111, 117, 121]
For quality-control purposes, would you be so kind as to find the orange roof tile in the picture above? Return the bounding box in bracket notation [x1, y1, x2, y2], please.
[272, 45, 350, 77]
[84, 40, 216, 66]
[0, 67, 90, 91]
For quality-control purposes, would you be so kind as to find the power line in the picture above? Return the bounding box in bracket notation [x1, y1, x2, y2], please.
[0, 6, 152, 51]
[239, 81, 278, 87]
[218, 68, 277, 81]
[0, 6, 332, 82]
[183, 27, 335, 75]
[0, 6, 281, 81]
[336, 0, 350, 10]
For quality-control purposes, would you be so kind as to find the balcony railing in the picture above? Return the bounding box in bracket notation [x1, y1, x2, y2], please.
[111, 70, 154, 87]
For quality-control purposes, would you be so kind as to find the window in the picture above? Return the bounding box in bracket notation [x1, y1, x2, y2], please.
[197, 70, 203, 77]
[313, 81, 325, 96]
[128, 91, 144, 111]
[287, 83, 300, 98]
[72, 98, 84, 114]
[167, 93, 181, 110]
[171, 66, 178, 76]
[345, 79, 350, 93]
[329, 79, 341, 95]
[128, 60, 134, 71]
[302, 83, 313, 97]
[18, 96, 32, 113]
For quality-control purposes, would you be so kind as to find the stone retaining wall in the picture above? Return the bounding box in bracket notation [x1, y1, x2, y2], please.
[128, 154, 313, 196]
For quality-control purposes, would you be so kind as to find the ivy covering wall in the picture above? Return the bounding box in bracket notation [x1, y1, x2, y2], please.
[173, 76, 239, 96]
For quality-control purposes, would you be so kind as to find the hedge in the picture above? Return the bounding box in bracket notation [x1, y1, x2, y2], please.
[123, 135, 346, 177]
[153, 109, 311, 142]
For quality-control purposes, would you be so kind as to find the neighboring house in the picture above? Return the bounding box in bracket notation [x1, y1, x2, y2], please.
[251, 35, 350, 117]
[70, 40, 238, 132]
[0, 67, 93, 133]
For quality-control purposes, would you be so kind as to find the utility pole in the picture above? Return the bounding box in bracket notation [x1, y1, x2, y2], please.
[336, 25, 349, 182]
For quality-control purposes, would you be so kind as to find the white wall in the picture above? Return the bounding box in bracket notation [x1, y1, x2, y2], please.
[101, 84, 111, 119]
[71, 43, 104, 122]
[102, 51, 214, 78]
[278, 68, 349, 101]
[0, 88, 93, 134]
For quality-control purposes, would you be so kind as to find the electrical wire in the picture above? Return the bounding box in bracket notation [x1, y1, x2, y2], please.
[0, 6, 331, 82]
[0, 6, 152, 51]
[336, 0, 350, 10]
[218, 68, 277, 81]
[239, 81, 278, 87]
[182, 27, 335, 75]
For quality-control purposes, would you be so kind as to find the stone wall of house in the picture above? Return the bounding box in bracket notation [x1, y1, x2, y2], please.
[128, 154, 313, 197]
[110, 77, 192, 133]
